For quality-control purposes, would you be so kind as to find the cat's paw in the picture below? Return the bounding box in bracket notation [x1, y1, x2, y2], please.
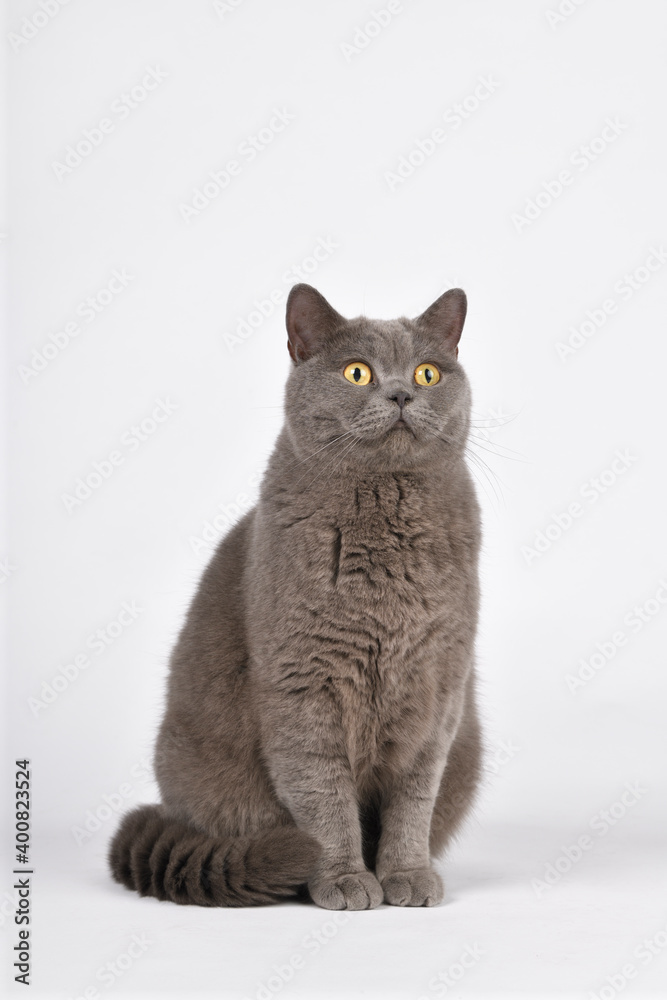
[381, 868, 444, 907]
[308, 871, 383, 910]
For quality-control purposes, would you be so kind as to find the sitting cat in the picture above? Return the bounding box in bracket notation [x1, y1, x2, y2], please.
[109, 283, 482, 910]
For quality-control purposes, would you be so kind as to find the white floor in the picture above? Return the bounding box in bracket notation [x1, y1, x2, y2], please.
[10, 820, 667, 999]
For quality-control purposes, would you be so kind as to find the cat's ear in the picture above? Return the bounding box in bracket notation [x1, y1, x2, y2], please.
[286, 284, 344, 363]
[415, 288, 467, 357]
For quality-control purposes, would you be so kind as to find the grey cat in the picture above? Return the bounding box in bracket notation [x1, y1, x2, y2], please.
[109, 283, 482, 910]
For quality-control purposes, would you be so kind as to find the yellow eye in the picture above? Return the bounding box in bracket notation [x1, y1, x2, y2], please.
[343, 362, 372, 386]
[414, 363, 440, 386]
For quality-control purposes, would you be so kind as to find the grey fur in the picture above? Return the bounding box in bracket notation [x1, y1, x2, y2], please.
[109, 284, 482, 910]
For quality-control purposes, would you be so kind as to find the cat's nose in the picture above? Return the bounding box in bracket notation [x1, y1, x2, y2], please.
[390, 391, 412, 410]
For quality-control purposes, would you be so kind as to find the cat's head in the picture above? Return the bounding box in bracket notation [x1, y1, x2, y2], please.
[283, 284, 471, 474]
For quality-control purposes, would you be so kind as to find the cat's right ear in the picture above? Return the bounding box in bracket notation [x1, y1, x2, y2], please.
[286, 284, 343, 363]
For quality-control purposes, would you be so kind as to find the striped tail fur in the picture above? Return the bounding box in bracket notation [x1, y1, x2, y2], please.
[108, 804, 321, 907]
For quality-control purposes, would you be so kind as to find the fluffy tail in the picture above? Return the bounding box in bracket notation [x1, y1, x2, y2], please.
[108, 804, 321, 907]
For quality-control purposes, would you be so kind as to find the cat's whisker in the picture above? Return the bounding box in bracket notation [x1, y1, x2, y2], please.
[469, 422, 513, 435]
[468, 435, 527, 463]
[470, 408, 520, 428]
[320, 436, 362, 490]
[302, 434, 360, 494]
[468, 455, 496, 507]
[465, 455, 500, 510]
[466, 443, 506, 484]
[465, 448, 505, 509]
[298, 430, 354, 464]
[290, 431, 356, 485]
[469, 418, 515, 430]
[477, 464, 505, 508]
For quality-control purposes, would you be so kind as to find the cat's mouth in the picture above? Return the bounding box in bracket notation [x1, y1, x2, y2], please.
[391, 416, 416, 437]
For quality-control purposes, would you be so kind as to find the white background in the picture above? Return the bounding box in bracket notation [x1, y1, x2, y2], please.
[2, 0, 667, 997]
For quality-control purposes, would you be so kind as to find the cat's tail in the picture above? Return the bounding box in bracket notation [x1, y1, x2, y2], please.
[108, 804, 321, 907]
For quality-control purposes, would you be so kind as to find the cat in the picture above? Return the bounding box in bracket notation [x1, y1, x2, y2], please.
[109, 282, 482, 910]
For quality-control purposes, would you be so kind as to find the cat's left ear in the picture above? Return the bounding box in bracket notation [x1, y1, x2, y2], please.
[415, 288, 467, 357]
[286, 284, 344, 363]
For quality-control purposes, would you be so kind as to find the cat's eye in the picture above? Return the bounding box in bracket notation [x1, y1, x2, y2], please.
[343, 362, 372, 386]
[414, 363, 440, 386]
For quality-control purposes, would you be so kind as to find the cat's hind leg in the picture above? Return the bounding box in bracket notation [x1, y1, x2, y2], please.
[429, 678, 482, 857]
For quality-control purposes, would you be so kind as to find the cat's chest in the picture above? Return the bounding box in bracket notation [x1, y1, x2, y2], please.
[336, 489, 431, 594]
[302, 474, 455, 612]
[255, 472, 476, 743]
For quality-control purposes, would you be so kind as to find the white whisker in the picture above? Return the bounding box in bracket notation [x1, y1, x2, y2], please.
[302, 435, 360, 493]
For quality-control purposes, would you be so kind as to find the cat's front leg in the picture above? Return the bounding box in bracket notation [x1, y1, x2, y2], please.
[264, 716, 383, 911]
[375, 755, 446, 907]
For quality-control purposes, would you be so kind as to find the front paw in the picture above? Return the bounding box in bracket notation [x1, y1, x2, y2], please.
[309, 871, 383, 910]
[381, 868, 444, 907]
